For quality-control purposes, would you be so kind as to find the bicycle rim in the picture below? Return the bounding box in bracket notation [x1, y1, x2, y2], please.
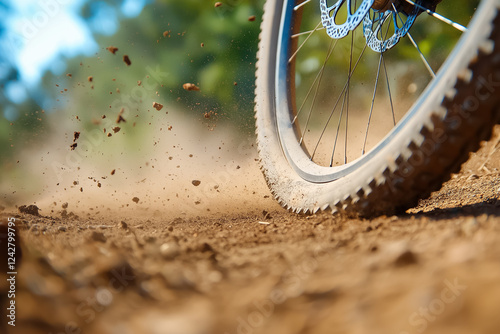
[276, 0, 480, 183]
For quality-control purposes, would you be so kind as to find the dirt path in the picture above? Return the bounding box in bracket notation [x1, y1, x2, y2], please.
[2, 127, 500, 334]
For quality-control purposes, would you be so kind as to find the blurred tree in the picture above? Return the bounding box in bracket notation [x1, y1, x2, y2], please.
[57, 0, 264, 126]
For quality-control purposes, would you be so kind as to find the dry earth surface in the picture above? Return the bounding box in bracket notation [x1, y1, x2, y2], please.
[2, 126, 500, 334]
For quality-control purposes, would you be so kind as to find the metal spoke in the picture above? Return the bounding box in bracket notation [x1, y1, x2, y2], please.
[294, 0, 311, 11]
[344, 0, 357, 165]
[408, 32, 436, 77]
[289, 21, 323, 63]
[309, 40, 370, 160]
[393, 5, 436, 78]
[299, 40, 337, 145]
[293, 39, 338, 124]
[404, 0, 468, 32]
[292, 27, 326, 39]
[344, 30, 355, 165]
[310, 19, 385, 161]
[329, 88, 348, 165]
[329, 31, 354, 166]
[382, 54, 396, 126]
[362, 13, 392, 155]
[344, 90, 349, 164]
[362, 52, 384, 155]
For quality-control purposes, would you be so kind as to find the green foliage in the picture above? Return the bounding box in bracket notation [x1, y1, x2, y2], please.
[54, 0, 264, 133]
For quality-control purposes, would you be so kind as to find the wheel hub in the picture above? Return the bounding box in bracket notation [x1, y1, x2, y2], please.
[371, 0, 415, 13]
[371, 0, 392, 11]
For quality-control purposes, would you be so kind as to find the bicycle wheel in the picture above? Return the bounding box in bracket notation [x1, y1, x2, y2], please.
[255, 0, 500, 216]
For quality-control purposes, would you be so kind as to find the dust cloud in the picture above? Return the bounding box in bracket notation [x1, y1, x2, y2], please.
[1, 109, 280, 220]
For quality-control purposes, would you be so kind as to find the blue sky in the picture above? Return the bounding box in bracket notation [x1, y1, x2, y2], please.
[1, 0, 147, 118]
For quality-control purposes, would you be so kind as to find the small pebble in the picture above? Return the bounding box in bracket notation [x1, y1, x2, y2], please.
[160, 242, 180, 259]
[183, 83, 200, 91]
[153, 102, 164, 111]
[106, 46, 118, 54]
[19, 205, 40, 216]
[394, 250, 418, 267]
[123, 55, 132, 66]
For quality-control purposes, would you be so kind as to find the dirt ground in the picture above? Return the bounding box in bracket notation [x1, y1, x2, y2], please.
[2, 125, 500, 334]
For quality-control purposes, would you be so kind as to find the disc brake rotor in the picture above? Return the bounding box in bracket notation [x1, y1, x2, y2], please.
[320, 0, 375, 39]
[363, 1, 422, 52]
[320, 0, 423, 52]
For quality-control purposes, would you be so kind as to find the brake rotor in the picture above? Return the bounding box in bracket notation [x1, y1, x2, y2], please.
[363, 0, 422, 52]
[320, 0, 376, 39]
